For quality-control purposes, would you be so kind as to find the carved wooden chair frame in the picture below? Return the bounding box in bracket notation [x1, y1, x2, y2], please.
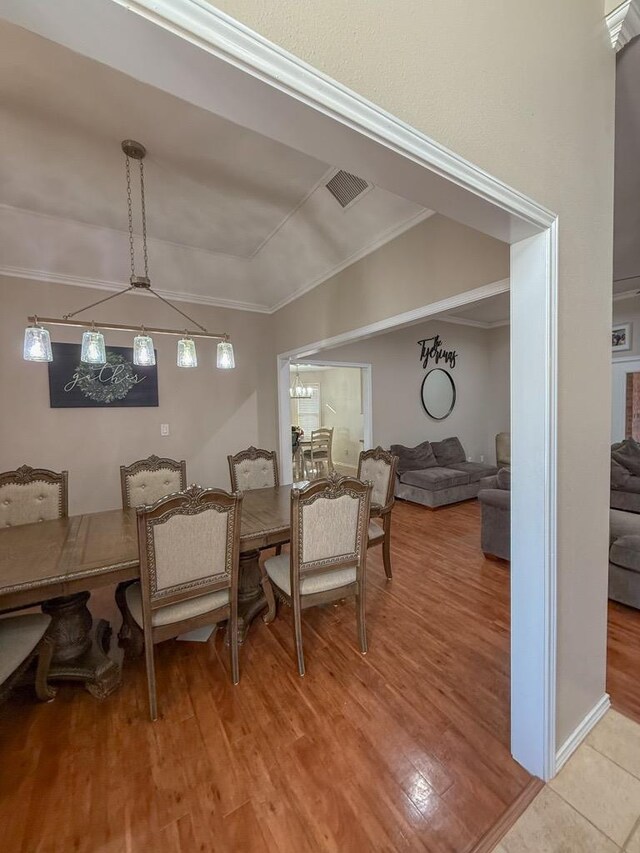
[227, 446, 280, 492]
[134, 485, 243, 720]
[0, 628, 56, 705]
[119, 455, 187, 510]
[264, 473, 372, 676]
[357, 447, 399, 581]
[0, 465, 69, 519]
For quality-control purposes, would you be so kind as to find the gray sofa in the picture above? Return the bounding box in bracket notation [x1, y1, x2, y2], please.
[610, 509, 640, 609]
[391, 437, 498, 509]
[611, 439, 640, 513]
[478, 468, 511, 561]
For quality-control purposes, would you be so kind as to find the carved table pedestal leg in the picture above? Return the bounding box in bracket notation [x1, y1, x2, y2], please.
[41, 592, 121, 699]
[225, 549, 270, 645]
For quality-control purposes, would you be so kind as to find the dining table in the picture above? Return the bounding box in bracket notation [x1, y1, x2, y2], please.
[0, 485, 295, 698]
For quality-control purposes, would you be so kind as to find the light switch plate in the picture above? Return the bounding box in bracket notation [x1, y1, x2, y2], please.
[160, 423, 169, 436]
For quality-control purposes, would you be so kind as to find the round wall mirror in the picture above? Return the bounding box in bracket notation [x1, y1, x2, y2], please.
[420, 368, 456, 420]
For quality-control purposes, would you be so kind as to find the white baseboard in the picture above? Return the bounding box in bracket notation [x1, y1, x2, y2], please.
[555, 694, 610, 774]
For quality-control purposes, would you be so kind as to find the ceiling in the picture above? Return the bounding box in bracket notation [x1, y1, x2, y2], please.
[614, 36, 640, 296]
[0, 21, 429, 312]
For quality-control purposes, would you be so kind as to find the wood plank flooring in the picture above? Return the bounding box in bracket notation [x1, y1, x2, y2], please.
[2, 498, 636, 852]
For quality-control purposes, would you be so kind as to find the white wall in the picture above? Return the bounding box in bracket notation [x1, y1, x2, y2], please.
[613, 296, 640, 359]
[325, 320, 510, 465]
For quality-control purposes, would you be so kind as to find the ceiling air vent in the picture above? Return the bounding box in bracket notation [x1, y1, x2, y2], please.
[325, 170, 370, 209]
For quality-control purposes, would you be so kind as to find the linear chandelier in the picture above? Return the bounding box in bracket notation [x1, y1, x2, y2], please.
[23, 140, 235, 370]
[289, 366, 313, 399]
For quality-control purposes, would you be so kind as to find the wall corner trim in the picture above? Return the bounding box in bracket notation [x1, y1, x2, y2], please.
[554, 694, 611, 775]
[606, 0, 640, 50]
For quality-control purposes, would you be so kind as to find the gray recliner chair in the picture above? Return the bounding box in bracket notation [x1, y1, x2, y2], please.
[478, 468, 511, 561]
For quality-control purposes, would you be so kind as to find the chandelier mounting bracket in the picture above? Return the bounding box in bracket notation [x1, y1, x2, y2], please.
[121, 140, 146, 160]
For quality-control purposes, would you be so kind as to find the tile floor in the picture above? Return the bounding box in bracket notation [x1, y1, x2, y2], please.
[496, 710, 640, 852]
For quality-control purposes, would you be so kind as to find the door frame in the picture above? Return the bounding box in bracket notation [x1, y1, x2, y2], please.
[281, 360, 373, 480]
[5, 0, 563, 780]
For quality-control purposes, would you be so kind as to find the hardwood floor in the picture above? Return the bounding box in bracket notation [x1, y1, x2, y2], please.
[3, 498, 635, 852]
[607, 600, 640, 724]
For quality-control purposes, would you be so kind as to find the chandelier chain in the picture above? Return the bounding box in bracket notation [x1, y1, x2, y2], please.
[139, 159, 149, 279]
[125, 154, 136, 279]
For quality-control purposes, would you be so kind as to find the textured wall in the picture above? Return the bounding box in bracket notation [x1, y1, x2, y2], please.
[214, 0, 616, 748]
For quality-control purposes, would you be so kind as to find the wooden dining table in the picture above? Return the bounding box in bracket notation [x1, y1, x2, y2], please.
[0, 485, 294, 698]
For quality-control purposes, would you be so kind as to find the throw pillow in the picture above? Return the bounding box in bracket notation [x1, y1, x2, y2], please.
[431, 436, 466, 467]
[390, 441, 438, 475]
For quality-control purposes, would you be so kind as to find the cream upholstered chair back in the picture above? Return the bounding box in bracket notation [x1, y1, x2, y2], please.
[496, 432, 511, 468]
[291, 475, 372, 586]
[0, 466, 68, 528]
[120, 455, 187, 510]
[228, 447, 279, 492]
[357, 447, 398, 511]
[136, 485, 243, 612]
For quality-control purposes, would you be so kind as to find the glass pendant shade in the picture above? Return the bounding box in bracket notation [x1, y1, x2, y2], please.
[133, 334, 155, 366]
[216, 341, 235, 369]
[23, 326, 53, 362]
[81, 330, 106, 364]
[177, 337, 197, 368]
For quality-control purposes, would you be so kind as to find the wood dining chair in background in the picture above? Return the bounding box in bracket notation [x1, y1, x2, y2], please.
[357, 447, 399, 580]
[125, 485, 243, 720]
[302, 427, 334, 479]
[0, 465, 68, 528]
[119, 454, 187, 510]
[263, 474, 372, 676]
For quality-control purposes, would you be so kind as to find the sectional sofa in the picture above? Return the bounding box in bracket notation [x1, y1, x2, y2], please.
[611, 438, 640, 513]
[390, 436, 498, 509]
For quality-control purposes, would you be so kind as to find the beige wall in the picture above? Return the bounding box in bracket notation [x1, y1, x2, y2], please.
[0, 275, 276, 514]
[215, 0, 616, 747]
[327, 320, 510, 464]
[273, 213, 509, 355]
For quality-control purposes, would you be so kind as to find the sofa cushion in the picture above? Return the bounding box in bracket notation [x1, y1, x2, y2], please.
[449, 461, 499, 484]
[400, 467, 470, 491]
[431, 437, 466, 467]
[610, 535, 640, 574]
[612, 438, 640, 476]
[497, 468, 511, 490]
[390, 441, 438, 475]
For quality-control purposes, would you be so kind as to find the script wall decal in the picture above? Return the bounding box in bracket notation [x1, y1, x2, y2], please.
[48, 343, 159, 408]
[417, 334, 458, 370]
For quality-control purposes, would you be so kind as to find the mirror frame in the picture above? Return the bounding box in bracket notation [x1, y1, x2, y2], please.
[420, 368, 456, 420]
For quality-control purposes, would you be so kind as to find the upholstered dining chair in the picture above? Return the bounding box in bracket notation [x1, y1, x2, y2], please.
[263, 474, 372, 676]
[357, 447, 399, 581]
[125, 485, 243, 720]
[227, 446, 279, 492]
[120, 454, 187, 510]
[0, 613, 56, 704]
[302, 428, 334, 479]
[0, 465, 68, 528]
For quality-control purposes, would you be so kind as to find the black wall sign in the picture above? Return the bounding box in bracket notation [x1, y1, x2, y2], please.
[417, 334, 458, 370]
[48, 342, 159, 408]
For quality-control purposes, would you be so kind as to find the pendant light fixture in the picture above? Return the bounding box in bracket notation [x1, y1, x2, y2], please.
[289, 366, 313, 399]
[23, 140, 235, 369]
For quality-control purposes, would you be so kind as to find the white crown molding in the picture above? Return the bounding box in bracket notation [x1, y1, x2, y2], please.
[0, 265, 272, 314]
[438, 315, 510, 330]
[613, 283, 640, 301]
[555, 694, 610, 772]
[269, 208, 433, 312]
[606, 0, 640, 50]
